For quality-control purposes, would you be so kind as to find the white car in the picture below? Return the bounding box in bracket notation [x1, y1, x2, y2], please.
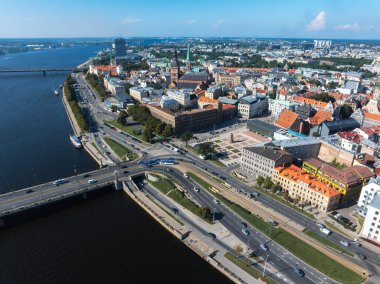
[340, 240, 350, 247]
[213, 198, 220, 204]
[193, 187, 200, 192]
[316, 223, 325, 228]
[183, 173, 189, 178]
[88, 179, 97, 184]
[260, 243, 269, 251]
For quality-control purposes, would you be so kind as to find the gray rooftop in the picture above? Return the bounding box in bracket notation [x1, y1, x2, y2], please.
[244, 146, 291, 161]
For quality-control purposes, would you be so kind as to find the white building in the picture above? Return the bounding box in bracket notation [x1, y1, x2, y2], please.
[357, 176, 380, 217]
[166, 89, 191, 107]
[160, 96, 179, 112]
[238, 94, 268, 119]
[268, 99, 297, 118]
[361, 194, 380, 245]
[129, 87, 154, 102]
[103, 76, 126, 95]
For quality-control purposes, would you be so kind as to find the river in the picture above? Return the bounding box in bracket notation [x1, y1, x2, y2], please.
[0, 44, 231, 284]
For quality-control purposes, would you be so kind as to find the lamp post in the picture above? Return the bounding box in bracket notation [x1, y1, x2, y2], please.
[263, 254, 269, 278]
[213, 207, 216, 223]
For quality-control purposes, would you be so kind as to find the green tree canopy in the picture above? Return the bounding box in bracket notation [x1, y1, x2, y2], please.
[181, 131, 193, 146]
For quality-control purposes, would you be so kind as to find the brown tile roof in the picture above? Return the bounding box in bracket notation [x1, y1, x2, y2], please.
[275, 109, 299, 129]
[304, 158, 374, 186]
[309, 110, 333, 126]
[363, 111, 380, 122]
[291, 96, 328, 108]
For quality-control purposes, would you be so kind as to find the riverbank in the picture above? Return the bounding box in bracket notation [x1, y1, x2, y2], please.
[123, 179, 259, 284]
[61, 78, 103, 166]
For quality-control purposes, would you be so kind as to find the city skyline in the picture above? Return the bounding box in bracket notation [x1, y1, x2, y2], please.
[1, 0, 380, 39]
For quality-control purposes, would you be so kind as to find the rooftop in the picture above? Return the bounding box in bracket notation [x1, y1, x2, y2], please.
[276, 164, 341, 198]
[244, 146, 292, 161]
[275, 109, 299, 129]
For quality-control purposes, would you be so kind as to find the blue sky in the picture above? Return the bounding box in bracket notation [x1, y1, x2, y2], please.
[1, 0, 380, 39]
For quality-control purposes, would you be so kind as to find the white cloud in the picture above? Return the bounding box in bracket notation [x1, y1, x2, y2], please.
[306, 11, 326, 31]
[334, 22, 361, 31]
[121, 17, 142, 24]
[185, 19, 196, 25]
[212, 19, 224, 28]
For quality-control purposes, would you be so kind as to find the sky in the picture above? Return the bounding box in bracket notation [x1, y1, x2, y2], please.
[1, 0, 380, 39]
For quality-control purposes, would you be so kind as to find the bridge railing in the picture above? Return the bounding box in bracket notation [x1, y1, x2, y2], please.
[0, 180, 114, 217]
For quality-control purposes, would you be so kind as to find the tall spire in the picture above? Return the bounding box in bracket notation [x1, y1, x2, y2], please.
[186, 44, 190, 62]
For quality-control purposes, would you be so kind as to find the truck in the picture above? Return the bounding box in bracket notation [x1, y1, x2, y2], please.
[320, 228, 331, 235]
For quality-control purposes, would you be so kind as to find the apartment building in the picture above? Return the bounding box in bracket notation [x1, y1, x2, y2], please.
[357, 176, 380, 217]
[302, 158, 374, 204]
[205, 86, 222, 100]
[274, 165, 341, 212]
[238, 94, 268, 119]
[361, 195, 380, 245]
[240, 146, 293, 179]
[129, 87, 154, 102]
[166, 89, 191, 107]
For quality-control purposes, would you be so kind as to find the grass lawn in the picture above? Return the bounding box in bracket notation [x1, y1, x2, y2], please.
[103, 137, 138, 161]
[146, 195, 184, 226]
[149, 177, 213, 224]
[224, 252, 276, 284]
[105, 119, 145, 142]
[208, 159, 227, 168]
[324, 221, 352, 239]
[253, 186, 316, 220]
[91, 142, 102, 155]
[187, 173, 363, 284]
[303, 229, 354, 257]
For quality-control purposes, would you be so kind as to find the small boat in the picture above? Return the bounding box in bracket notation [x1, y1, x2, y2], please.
[54, 89, 59, 96]
[70, 135, 82, 148]
[59, 84, 63, 89]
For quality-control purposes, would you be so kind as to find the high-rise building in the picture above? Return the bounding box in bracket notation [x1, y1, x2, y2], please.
[114, 38, 126, 57]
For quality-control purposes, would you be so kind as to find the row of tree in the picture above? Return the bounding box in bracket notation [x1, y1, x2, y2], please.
[85, 73, 108, 101]
[64, 77, 89, 132]
[127, 104, 174, 142]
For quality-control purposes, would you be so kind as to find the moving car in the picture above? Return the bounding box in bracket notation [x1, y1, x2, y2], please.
[242, 229, 250, 236]
[88, 179, 97, 184]
[26, 189, 34, 194]
[241, 221, 248, 228]
[52, 179, 66, 186]
[207, 232, 216, 240]
[320, 228, 331, 235]
[183, 173, 189, 178]
[260, 243, 269, 251]
[171, 208, 178, 214]
[193, 187, 200, 192]
[213, 198, 220, 204]
[293, 268, 305, 277]
[340, 240, 350, 247]
[316, 223, 325, 228]
[357, 253, 366, 260]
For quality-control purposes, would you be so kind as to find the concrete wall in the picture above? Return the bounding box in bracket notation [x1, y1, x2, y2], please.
[318, 141, 355, 166]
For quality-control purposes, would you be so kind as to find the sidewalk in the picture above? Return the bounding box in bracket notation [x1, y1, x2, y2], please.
[177, 163, 366, 276]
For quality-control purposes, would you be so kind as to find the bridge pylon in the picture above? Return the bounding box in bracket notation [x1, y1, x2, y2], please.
[113, 170, 122, 190]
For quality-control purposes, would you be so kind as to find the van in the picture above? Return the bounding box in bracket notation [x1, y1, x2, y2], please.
[320, 228, 331, 235]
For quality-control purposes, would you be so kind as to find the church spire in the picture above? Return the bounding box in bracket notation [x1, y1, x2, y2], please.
[186, 44, 190, 62]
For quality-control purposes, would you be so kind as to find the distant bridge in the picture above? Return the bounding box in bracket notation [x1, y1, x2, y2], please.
[0, 68, 80, 76]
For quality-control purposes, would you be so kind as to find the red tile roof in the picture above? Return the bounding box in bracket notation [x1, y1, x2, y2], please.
[275, 109, 299, 129]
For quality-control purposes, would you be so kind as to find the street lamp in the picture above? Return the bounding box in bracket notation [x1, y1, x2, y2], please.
[263, 254, 269, 278]
[212, 207, 216, 223]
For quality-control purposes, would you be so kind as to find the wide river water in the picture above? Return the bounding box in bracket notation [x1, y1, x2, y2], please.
[0, 45, 231, 283]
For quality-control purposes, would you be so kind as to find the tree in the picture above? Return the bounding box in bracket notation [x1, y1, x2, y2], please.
[181, 131, 193, 146]
[197, 142, 215, 158]
[284, 191, 290, 202]
[268, 93, 276, 99]
[310, 93, 336, 103]
[294, 196, 301, 206]
[117, 110, 128, 125]
[143, 128, 154, 143]
[162, 124, 174, 137]
[197, 206, 212, 221]
[271, 183, 278, 194]
[263, 177, 273, 190]
[233, 244, 244, 257]
[256, 176, 264, 187]
[154, 122, 165, 135]
[327, 81, 339, 89]
[340, 104, 353, 119]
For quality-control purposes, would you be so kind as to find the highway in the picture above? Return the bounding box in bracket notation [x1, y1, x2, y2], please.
[162, 149, 377, 281]
[154, 167, 335, 284]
